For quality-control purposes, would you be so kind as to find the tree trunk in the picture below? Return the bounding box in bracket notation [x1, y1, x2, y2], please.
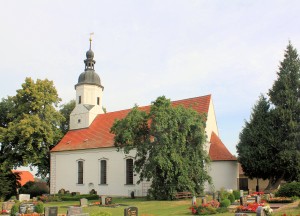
[264, 175, 284, 191]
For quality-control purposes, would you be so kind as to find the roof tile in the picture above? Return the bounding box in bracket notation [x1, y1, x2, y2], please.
[52, 95, 211, 152]
[209, 132, 236, 161]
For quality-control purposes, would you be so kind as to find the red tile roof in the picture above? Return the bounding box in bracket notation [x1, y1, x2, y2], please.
[51, 95, 211, 152]
[209, 132, 236, 161]
[12, 170, 34, 186]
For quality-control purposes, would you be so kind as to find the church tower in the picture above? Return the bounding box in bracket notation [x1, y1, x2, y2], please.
[70, 37, 104, 130]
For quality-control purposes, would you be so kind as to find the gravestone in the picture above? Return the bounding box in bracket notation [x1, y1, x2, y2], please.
[240, 196, 247, 206]
[101, 196, 106, 206]
[80, 198, 88, 207]
[124, 206, 138, 216]
[201, 197, 206, 204]
[255, 195, 261, 204]
[105, 197, 112, 205]
[45, 206, 58, 216]
[19, 194, 31, 202]
[67, 207, 82, 216]
[240, 190, 244, 197]
[19, 204, 34, 214]
[212, 192, 216, 200]
[256, 206, 266, 216]
[192, 196, 197, 205]
[2, 201, 15, 212]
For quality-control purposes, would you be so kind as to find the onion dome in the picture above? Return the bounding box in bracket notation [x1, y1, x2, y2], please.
[75, 37, 104, 90]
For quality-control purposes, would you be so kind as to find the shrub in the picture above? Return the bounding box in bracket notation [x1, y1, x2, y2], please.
[216, 207, 229, 213]
[19, 181, 49, 198]
[90, 189, 97, 195]
[197, 205, 217, 215]
[233, 190, 240, 200]
[34, 202, 44, 213]
[39, 194, 61, 202]
[10, 203, 20, 216]
[228, 193, 235, 203]
[60, 194, 99, 201]
[220, 199, 231, 207]
[275, 182, 300, 197]
[219, 188, 230, 201]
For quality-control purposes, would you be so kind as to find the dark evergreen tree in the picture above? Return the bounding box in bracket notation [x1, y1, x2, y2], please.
[267, 42, 300, 186]
[237, 42, 300, 190]
[237, 95, 276, 181]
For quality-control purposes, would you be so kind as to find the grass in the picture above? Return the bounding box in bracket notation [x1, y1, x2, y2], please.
[2, 198, 300, 216]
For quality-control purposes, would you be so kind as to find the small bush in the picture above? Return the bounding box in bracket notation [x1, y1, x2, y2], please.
[19, 181, 49, 198]
[228, 193, 235, 203]
[10, 203, 20, 216]
[276, 182, 300, 197]
[197, 206, 217, 215]
[219, 188, 230, 201]
[39, 194, 61, 202]
[220, 198, 231, 207]
[233, 190, 240, 200]
[60, 194, 99, 201]
[34, 202, 44, 213]
[90, 189, 97, 195]
[216, 207, 229, 213]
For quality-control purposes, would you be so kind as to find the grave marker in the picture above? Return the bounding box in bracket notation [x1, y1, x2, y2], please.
[19, 194, 30, 202]
[67, 207, 82, 216]
[2, 201, 15, 213]
[256, 206, 266, 216]
[45, 206, 58, 216]
[192, 196, 196, 205]
[124, 206, 138, 216]
[80, 198, 88, 207]
[105, 197, 112, 205]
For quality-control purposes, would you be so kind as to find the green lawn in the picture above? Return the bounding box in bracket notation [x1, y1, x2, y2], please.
[2, 198, 300, 216]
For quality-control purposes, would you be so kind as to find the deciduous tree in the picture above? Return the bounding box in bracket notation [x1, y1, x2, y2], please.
[111, 96, 211, 200]
[0, 77, 64, 178]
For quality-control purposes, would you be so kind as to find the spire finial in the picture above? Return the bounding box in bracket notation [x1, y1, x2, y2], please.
[89, 32, 94, 49]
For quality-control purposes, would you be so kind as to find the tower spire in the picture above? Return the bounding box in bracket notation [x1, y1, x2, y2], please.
[84, 33, 96, 70]
[89, 32, 94, 50]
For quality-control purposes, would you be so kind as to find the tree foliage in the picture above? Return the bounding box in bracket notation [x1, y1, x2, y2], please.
[111, 96, 211, 200]
[0, 170, 20, 201]
[59, 100, 76, 134]
[0, 77, 64, 178]
[237, 95, 278, 179]
[237, 42, 300, 190]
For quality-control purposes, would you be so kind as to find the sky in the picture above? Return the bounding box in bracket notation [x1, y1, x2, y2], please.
[1, 0, 300, 158]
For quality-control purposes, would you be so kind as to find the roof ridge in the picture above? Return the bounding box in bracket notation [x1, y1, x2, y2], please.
[103, 94, 212, 115]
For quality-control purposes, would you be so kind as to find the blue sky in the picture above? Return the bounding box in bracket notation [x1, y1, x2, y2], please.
[1, 0, 300, 156]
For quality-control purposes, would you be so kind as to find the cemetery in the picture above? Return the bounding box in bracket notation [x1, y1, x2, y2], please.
[0, 185, 299, 216]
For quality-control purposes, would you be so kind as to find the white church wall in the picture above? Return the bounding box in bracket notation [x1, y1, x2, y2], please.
[206, 161, 238, 192]
[206, 98, 219, 139]
[50, 148, 145, 196]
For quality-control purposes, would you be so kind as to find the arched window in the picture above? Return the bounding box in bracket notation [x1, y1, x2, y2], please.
[100, 160, 107, 184]
[126, 158, 134, 185]
[77, 160, 84, 184]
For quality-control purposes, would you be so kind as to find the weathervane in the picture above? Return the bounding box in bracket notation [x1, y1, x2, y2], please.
[89, 32, 94, 49]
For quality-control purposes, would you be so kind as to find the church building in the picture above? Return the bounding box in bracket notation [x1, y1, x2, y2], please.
[50, 39, 238, 196]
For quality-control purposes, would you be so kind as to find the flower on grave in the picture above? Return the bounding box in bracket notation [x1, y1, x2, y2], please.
[262, 205, 273, 216]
